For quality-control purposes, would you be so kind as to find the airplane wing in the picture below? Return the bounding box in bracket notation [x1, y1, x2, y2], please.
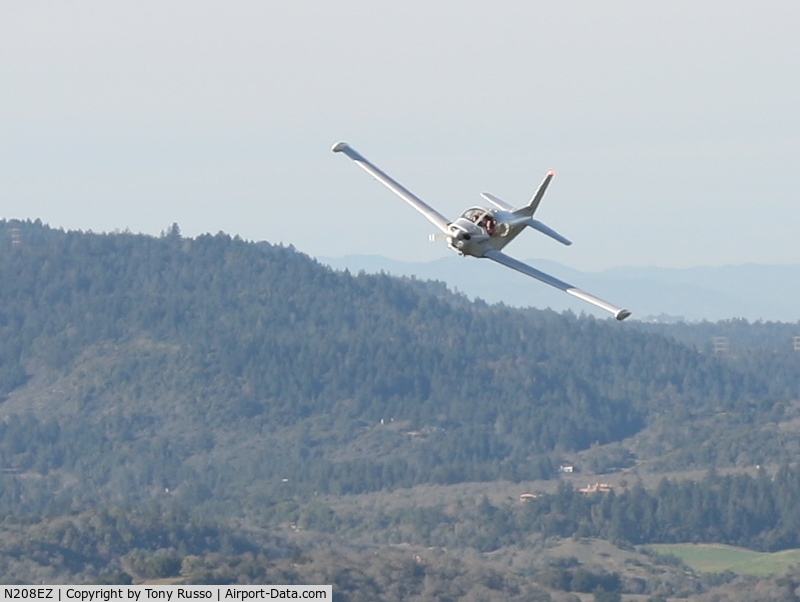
[332, 142, 452, 235]
[483, 249, 631, 320]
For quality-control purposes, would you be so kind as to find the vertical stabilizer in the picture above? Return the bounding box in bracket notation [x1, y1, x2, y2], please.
[514, 170, 555, 217]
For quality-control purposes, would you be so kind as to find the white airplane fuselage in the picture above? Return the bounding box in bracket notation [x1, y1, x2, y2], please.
[447, 209, 525, 257]
[332, 141, 632, 320]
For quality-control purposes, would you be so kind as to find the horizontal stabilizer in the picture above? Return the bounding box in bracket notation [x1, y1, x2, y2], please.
[525, 219, 572, 246]
[480, 192, 515, 212]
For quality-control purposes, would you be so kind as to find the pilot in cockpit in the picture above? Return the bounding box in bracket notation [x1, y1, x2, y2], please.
[476, 213, 496, 236]
[464, 208, 497, 236]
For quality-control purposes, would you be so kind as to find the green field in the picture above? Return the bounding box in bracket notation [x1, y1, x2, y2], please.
[650, 544, 800, 576]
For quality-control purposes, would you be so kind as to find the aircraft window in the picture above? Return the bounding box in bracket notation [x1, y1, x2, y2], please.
[462, 208, 484, 222]
[460, 208, 498, 235]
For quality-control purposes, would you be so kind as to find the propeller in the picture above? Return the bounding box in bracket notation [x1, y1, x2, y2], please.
[429, 229, 480, 252]
[429, 226, 471, 243]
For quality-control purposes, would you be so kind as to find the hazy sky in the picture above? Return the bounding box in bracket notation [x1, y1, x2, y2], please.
[1, 1, 798, 270]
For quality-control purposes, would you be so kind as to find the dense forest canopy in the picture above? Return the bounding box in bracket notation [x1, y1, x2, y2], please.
[1, 219, 800, 590]
[0, 219, 798, 511]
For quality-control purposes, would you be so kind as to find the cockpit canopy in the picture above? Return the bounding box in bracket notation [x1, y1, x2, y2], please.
[461, 207, 489, 223]
[460, 207, 498, 236]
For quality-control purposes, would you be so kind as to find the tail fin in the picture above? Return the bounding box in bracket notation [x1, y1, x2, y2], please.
[514, 170, 555, 217]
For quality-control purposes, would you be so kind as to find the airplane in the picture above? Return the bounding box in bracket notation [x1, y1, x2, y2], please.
[332, 142, 631, 321]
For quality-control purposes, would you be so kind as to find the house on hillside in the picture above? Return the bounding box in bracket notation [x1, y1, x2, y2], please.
[578, 483, 613, 494]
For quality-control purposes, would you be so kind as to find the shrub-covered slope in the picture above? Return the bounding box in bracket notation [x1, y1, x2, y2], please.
[0, 220, 797, 514]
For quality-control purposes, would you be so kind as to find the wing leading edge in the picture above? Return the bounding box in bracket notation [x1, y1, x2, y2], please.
[332, 142, 452, 235]
[483, 249, 631, 321]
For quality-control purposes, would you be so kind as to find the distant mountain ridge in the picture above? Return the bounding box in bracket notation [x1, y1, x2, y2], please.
[318, 255, 800, 322]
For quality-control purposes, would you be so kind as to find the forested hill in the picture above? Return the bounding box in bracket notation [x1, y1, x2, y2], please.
[0, 219, 798, 515]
